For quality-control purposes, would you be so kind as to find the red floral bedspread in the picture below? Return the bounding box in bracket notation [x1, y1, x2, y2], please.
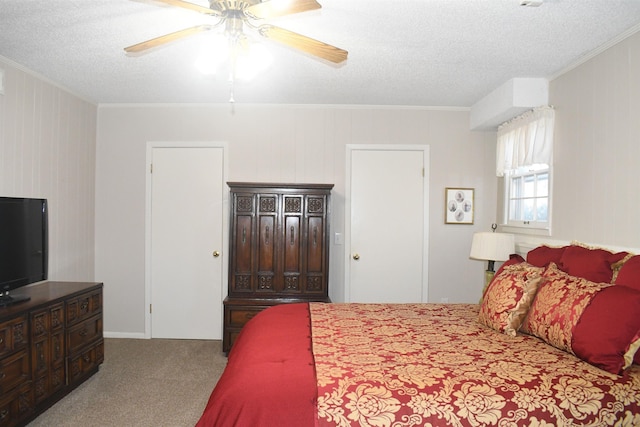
[310, 303, 640, 426]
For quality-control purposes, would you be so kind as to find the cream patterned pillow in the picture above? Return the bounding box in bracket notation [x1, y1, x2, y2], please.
[478, 263, 543, 337]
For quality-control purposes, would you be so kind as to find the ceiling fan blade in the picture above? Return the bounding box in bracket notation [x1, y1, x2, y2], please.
[124, 25, 213, 53]
[258, 25, 348, 64]
[143, 0, 220, 16]
[245, 0, 321, 20]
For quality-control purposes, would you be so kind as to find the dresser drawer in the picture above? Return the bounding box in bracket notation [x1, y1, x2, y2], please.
[67, 339, 104, 385]
[0, 317, 28, 358]
[223, 329, 242, 353]
[225, 306, 268, 328]
[0, 382, 33, 427]
[66, 290, 102, 326]
[32, 361, 64, 405]
[67, 315, 102, 355]
[0, 349, 29, 395]
[30, 303, 64, 342]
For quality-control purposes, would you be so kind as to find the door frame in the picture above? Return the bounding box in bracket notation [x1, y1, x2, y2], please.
[344, 144, 430, 302]
[144, 141, 229, 339]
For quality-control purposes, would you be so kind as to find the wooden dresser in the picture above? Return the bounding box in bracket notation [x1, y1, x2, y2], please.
[0, 281, 103, 427]
[223, 183, 332, 353]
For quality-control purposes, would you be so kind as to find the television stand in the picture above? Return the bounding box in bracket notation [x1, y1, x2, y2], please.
[0, 291, 31, 307]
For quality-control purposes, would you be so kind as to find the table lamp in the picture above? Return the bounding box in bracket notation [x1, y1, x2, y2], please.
[470, 226, 515, 295]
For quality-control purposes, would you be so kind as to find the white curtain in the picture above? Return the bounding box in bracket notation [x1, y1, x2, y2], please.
[496, 106, 555, 177]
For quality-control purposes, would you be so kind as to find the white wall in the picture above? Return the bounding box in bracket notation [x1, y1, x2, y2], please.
[96, 105, 496, 336]
[547, 31, 640, 248]
[0, 58, 97, 282]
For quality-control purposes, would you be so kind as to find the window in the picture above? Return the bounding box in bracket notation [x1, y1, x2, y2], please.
[497, 106, 554, 235]
[504, 164, 550, 229]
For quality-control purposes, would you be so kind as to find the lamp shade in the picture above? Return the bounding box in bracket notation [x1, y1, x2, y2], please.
[469, 232, 515, 262]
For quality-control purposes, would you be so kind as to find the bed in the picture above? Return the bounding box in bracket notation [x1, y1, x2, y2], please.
[197, 243, 640, 426]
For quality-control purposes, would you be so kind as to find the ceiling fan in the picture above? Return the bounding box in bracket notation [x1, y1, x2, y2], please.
[124, 0, 349, 64]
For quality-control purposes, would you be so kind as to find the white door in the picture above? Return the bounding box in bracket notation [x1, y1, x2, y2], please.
[148, 144, 226, 339]
[346, 145, 429, 303]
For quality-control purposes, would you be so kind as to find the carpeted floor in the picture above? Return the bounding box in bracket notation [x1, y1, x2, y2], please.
[27, 338, 227, 427]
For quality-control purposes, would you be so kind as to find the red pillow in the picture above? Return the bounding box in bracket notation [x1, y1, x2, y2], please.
[616, 255, 640, 291]
[572, 284, 640, 374]
[559, 245, 628, 283]
[523, 264, 640, 375]
[526, 245, 566, 267]
[614, 255, 640, 364]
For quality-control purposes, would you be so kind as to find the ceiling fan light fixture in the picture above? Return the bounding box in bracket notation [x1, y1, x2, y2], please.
[126, 0, 347, 100]
[233, 42, 273, 81]
[194, 34, 229, 75]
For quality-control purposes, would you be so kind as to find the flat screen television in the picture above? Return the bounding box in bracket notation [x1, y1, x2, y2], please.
[0, 197, 48, 307]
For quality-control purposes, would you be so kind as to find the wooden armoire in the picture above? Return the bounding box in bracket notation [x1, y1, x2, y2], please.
[223, 182, 332, 352]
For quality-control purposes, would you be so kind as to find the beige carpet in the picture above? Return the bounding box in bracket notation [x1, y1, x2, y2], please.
[27, 338, 227, 427]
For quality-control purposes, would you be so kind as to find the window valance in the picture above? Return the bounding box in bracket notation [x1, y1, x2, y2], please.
[496, 106, 555, 177]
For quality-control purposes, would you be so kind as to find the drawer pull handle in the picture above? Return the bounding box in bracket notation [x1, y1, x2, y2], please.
[242, 226, 246, 244]
[79, 328, 89, 337]
[244, 312, 256, 320]
[81, 302, 89, 311]
[290, 226, 294, 245]
[0, 337, 3, 344]
[83, 355, 91, 363]
[0, 409, 8, 420]
[313, 227, 317, 246]
[0, 371, 5, 380]
[265, 226, 270, 245]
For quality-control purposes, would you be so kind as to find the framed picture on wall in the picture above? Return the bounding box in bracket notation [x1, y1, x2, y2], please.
[445, 187, 474, 224]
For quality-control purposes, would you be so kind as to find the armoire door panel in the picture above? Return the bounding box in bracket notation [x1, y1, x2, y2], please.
[283, 195, 303, 214]
[258, 216, 275, 272]
[233, 215, 253, 292]
[257, 215, 276, 292]
[307, 216, 324, 272]
[284, 216, 301, 272]
[305, 274, 324, 293]
[234, 215, 253, 273]
[259, 195, 277, 214]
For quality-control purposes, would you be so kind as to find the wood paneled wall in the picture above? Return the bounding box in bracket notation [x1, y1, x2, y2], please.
[0, 58, 97, 282]
[549, 31, 640, 248]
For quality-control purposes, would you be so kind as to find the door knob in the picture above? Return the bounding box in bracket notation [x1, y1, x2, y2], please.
[212, 251, 220, 257]
[353, 253, 360, 260]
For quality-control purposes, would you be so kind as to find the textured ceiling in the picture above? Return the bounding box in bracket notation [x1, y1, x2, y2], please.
[1, 0, 640, 106]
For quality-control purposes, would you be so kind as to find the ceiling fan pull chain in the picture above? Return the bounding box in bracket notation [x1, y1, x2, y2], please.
[229, 78, 236, 113]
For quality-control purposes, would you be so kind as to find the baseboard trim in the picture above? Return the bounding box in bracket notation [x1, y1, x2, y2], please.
[104, 331, 147, 339]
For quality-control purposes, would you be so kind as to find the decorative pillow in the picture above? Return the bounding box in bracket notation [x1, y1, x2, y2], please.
[614, 254, 640, 365]
[615, 254, 640, 291]
[572, 284, 640, 373]
[495, 254, 525, 276]
[480, 254, 526, 302]
[559, 244, 628, 283]
[526, 245, 566, 268]
[522, 263, 640, 374]
[478, 263, 543, 337]
[611, 252, 635, 283]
